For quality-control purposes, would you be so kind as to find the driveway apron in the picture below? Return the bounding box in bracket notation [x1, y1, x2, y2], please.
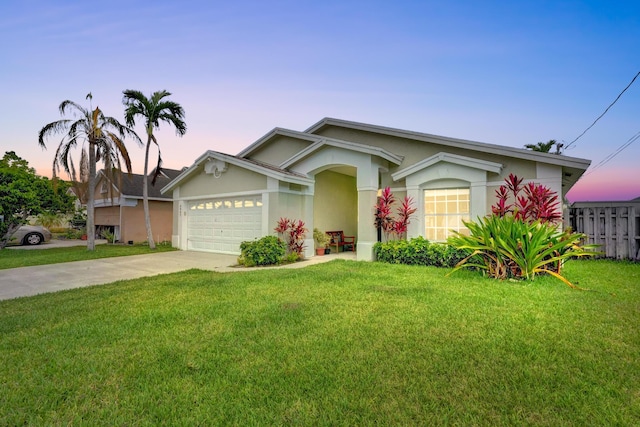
[0, 251, 238, 301]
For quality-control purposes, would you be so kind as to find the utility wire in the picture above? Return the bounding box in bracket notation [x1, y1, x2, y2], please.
[583, 129, 640, 176]
[564, 70, 640, 151]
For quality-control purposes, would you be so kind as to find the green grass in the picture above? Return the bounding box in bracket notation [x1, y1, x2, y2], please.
[1, 259, 638, 425]
[0, 244, 177, 270]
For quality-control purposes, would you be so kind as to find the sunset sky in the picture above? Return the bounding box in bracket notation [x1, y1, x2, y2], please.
[1, 0, 638, 202]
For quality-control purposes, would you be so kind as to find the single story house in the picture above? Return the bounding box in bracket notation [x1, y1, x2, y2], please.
[162, 118, 591, 260]
[94, 168, 182, 243]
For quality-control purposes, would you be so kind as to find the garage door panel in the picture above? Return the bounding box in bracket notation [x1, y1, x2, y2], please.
[187, 196, 262, 254]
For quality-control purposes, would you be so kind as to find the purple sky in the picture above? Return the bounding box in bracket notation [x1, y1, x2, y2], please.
[1, 0, 638, 202]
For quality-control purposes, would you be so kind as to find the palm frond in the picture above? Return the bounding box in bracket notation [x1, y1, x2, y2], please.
[106, 132, 133, 174]
[58, 100, 86, 116]
[38, 120, 72, 148]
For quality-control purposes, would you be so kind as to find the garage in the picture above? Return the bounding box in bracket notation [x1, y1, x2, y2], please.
[187, 196, 263, 254]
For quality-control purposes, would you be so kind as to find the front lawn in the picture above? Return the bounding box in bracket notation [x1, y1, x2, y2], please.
[1, 259, 638, 425]
[0, 244, 176, 270]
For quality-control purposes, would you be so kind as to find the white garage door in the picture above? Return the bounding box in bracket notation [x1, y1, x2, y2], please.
[187, 196, 263, 254]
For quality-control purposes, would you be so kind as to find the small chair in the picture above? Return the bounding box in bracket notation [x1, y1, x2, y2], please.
[326, 231, 356, 253]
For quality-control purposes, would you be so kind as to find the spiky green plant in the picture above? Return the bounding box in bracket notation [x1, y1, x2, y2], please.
[448, 215, 598, 288]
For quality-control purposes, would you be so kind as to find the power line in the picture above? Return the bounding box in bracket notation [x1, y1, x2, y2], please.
[583, 129, 640, 176]
[565, 70, 640, 151]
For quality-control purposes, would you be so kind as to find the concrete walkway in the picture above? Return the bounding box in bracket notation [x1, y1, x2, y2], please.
[0, 251, 356, 301]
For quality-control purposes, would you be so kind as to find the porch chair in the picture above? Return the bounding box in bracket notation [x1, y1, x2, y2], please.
[325, 230, 356, 253]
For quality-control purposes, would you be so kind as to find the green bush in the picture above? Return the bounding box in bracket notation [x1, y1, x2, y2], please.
[239, 236, 287, 267]
[48, 227, 69, 234]
[64, 229, 84, 239]
[374, 237, 468, 268]
[101, 229, 116, 243]
[447, 215, 598, 288]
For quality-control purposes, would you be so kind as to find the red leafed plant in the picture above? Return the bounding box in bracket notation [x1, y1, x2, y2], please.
[274, 217, 307, 257]
[448, 174, 598, 288]
[374, 187, 416, 241]
[374, 187, 395, 239]
[491, 173, 561, 224]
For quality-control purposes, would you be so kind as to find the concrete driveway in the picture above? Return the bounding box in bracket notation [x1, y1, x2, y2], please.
[0, 250, 354, 301]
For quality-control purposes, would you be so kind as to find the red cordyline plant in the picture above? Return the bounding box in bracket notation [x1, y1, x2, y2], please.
[275, 217, 307, 257]
[491, 173, 561, 224]
[449, 173, 598, 289]
[374, 187, 416, 241]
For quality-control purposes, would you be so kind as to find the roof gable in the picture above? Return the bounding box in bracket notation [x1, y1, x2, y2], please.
[279, 133, 404, 170]
[162, 150, 313, 194]
[392, 152, 503, 181]
[97, 169, 182, 200]
[237, 128, 319, 159]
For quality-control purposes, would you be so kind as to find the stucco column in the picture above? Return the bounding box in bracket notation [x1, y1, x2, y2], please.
[265, 177, 279, 236]
[357, 163, 380, 261]
[301, 189, 315, 259]
[470, 181, 487, 221]
[406, 185, 421, 238]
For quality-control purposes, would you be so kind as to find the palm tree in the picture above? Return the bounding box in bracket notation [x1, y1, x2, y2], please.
[122, 90, 186, 249]
[524, 139, 564, 154]
[68, 147, 89, 205]
[38, 94, 140, 250]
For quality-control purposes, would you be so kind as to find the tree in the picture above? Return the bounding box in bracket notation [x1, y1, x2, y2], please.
[38, 94, 140, 250]
[68, 147, 90, 205]
[524, 139, 563, 154]
[0, 152, 74, 249]
[122, 90, 186, 249]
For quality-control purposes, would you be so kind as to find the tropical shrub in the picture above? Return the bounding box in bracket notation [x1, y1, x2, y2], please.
[374, 187, 417, 241]
[238, 236, 286, 267]
[374, 237, 468, 268]
[275, 217, 307, 257]
[100, 229, 116, 243]
[448, 174, 598, 288]
[448, 215, 597, 287]
[64, 228, 84, 239]
[35, 212, 64, 229]
[491, 173, 561, 224]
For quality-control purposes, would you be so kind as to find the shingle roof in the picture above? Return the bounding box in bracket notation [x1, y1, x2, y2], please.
[105, 169, 182, 199]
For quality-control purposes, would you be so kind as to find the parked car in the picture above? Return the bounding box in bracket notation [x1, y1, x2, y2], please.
[7, 225, 52, 246]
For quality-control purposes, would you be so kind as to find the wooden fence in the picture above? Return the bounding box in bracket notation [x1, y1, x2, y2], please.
[568, 203, 640, 261]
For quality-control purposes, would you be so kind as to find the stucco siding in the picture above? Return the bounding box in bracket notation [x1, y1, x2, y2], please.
[267, 191, 306, 227]
[315, 126, 542, 185]
[248, 135, 314, 166]
[120, 201, 173, 243]
[179, 164, 267, 198]
[313, 170, 357, 237]
[93, 175, 121, 202]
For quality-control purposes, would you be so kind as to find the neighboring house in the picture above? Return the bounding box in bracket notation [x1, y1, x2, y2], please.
[94, 168, 182, 243]
[162, 118, 591, 260]
[569, 197, 640, 260]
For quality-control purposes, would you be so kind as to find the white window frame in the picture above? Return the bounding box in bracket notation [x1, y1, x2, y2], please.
[423, 188, 470, 241]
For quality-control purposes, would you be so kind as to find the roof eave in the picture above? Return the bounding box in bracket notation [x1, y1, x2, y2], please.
[280, 137, 404, 169]
[392, 152, 503, 181]
[162, 150, 313, 195]
[237, 127, 320, 158]
[306, 117, 591, 172]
